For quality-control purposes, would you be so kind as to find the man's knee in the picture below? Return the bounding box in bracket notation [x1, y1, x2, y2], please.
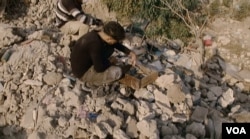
[106, 66, 122, 80]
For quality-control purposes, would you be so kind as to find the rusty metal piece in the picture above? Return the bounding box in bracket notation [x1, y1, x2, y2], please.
[119, 64, 158, 90]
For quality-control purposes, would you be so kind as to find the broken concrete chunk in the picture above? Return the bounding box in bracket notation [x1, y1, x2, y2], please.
[191, 106, 208, 123]
[153, 89, 170, 107]
[58, 117, 68, 127]
[186, 122, 205, 138]
[64, 91, 80, 108]
[209, 86, 223, 97]
[43, 72, 62, 85]
[113, 129, 130, 139]
[20, 105, 36, 130]
[134, 88, 155, 102]
[167, 84, 186, 104]
[126, 116, 138, 138]
[100, 121, 113, 135]
[155, 74, 175, 88]
[111, 98, 135, 115]
[186, 134, 197, 139]
[172, 114, 187, 123]
[94, 123, 108, 139]
[161, 123, 178, 137]
[218, 88, 234, 108]
[24, 79, 43, 86]
[136, 119, 159, 138]
[232, 111, 250, 122]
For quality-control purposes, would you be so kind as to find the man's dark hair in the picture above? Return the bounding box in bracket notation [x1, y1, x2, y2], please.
[103, 21, 125, 41]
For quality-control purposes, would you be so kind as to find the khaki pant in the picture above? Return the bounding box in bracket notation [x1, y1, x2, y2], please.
[80, 66, 122, 86]
[60, 21, 89, 39]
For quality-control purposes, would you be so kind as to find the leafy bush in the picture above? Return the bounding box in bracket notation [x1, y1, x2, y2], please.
[232, 1, 250, 20]
[102, 0, 201, 41]
[4, 0, 28, 19]
[209, 0, 221, 16]
[223, 0, 232, 8]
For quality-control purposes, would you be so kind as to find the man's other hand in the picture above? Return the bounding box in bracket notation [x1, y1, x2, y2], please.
[129, 51, 137, 66]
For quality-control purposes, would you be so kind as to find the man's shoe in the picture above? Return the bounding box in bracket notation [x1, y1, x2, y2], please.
[81, 82, 96, 92]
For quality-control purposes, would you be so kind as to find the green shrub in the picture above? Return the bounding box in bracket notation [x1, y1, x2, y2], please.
[223, 0, 232, 8]
[102, 0, 200, 40]
[209, 0, 221, 16]
[233, 1, 250, 20]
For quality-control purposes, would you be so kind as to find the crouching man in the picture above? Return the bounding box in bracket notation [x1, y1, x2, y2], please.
[70, 21, 136, 95]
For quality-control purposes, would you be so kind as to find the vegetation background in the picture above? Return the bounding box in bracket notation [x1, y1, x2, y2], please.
[102, 0, 250, 42]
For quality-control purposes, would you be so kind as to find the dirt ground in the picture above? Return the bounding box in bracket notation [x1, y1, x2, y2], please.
[205, 17, 250, 71]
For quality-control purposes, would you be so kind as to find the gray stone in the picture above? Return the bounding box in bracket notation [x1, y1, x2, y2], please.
[230, 105, 241, 114]
[149, 60, 164, 71]
[209, 86, 223, 97]
[186, 134, 197, 139]
[191, 106, 208, 123]
[186, 122, 205, 138]
[161, 123, 178, 136]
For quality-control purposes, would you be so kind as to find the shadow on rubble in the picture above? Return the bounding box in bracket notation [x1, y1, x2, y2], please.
[0, 125, 28, 139]
[3, 1, 28, 20]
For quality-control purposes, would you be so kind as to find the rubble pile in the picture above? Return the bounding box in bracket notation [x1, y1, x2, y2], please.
[0, 1, 250, 139]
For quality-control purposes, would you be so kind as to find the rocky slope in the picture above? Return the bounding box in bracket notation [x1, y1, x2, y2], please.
[0, 0, 250, 139]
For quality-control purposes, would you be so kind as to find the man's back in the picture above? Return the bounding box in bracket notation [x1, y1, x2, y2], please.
[70, 31, 111, 78]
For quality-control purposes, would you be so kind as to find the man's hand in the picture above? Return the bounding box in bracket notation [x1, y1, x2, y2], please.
[129, 51, 137, 66]
[109, 56, 118, 65]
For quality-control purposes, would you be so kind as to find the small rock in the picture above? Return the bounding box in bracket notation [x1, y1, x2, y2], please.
[134, 88, 154, 102]
[113, 129, 130, 139]
[218, 88, 234, 108]
[58, 117, 67, 127]
[186, 122, 205, 138]
[186, 134, 197, 139]
[167, 84, 186, 104]
[94, 123, 108, 139]
[232, 111, 250, 122]
[136, 119, 159, 138]
[191, 106, 208, 123]
[126, 116, 138, 138]
[43, 72, 62, 85]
